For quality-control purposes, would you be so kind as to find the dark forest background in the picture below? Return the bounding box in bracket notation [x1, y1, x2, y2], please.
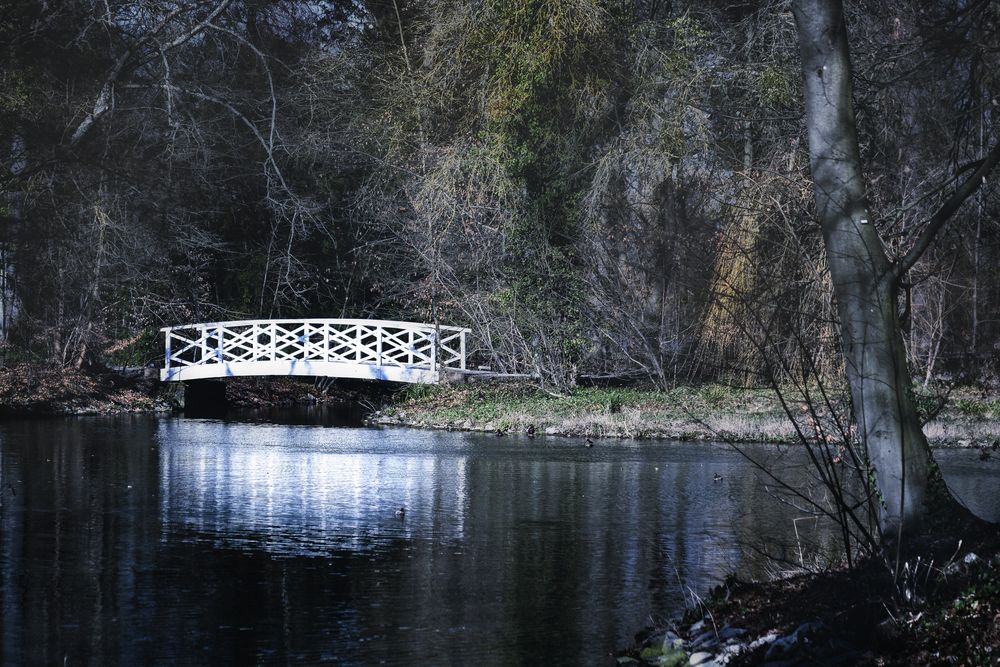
[1, 0, 997, 390]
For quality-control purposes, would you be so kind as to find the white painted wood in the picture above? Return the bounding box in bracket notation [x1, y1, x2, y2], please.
[160, 319, 470, 384]
[161, 360, 440, 384]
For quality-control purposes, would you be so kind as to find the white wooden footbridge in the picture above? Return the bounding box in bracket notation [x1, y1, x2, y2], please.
[160, 319, 469, 384]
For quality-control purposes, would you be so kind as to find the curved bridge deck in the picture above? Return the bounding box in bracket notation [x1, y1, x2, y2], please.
[161, 319, 469, 384]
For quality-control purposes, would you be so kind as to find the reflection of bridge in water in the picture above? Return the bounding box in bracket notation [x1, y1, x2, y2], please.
[160, 319, 470, 384]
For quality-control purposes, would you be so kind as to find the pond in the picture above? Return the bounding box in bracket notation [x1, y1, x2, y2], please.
[0, 411, 995, 665]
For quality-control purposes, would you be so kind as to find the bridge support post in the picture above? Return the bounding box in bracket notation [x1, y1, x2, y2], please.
[169, 381, 186, 410]
[460, 331, 466, 370]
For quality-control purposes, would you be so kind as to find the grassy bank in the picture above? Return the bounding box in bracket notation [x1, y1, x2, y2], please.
[374, 380, 1000, 447]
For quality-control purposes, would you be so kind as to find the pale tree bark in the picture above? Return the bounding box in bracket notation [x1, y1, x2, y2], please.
[69, 0, 233, 147]
[792, 0, 1000, 538]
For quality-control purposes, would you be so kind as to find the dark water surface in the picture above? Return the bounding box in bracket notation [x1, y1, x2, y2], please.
[0, 413, 996, 665]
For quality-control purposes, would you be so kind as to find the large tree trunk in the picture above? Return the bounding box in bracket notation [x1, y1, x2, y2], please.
[792, 0, 931, 537]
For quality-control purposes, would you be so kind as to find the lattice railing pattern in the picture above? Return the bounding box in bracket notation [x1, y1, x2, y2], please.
[162, 319, 468, 374]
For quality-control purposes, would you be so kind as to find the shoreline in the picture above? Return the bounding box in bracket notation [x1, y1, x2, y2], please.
[371, 381, 1000, 449]
[0, 365, 172, 418]
[0, 366, 348, 418]
[370, 414, 999, 449]
[618, 536, 1000, 666]
[3, 369, 1000, 451]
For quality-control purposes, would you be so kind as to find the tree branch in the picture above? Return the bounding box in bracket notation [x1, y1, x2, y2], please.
[892, 139, 1000, 282]
[68, 0, 232, 147]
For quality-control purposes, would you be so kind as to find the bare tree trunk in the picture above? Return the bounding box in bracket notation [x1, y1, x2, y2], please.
[793, 0, 931, 537]
[972, 87, 986, 356]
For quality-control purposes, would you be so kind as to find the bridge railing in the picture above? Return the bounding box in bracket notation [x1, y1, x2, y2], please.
[162, 319, 469, 378]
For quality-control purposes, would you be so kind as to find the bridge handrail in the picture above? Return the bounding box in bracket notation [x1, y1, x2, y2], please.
[160, 318, 470, 334]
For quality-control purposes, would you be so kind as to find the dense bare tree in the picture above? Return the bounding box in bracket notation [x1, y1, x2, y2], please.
[1, 1, 356, 365]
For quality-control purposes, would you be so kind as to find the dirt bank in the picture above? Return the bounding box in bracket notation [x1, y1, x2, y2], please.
[0, 365, 360, 417]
